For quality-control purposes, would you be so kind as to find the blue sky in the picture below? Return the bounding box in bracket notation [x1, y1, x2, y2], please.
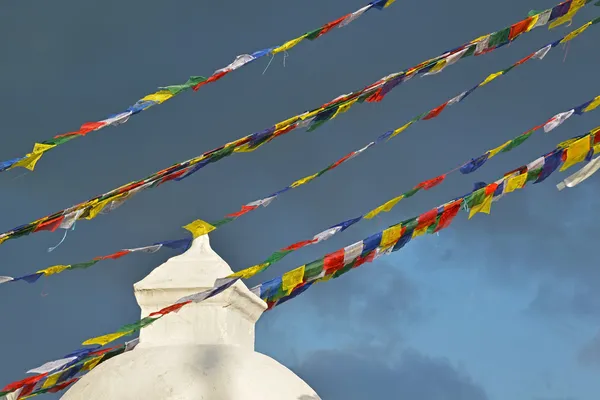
[1, 0, 599, 399]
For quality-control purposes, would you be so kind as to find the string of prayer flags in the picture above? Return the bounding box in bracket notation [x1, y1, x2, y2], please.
[1, 339, 139, 400]
[0, 0, 399, 177]
[227, 119, 600, 282]
[0, 239, 192, 286]
[256, 134, 600, 309]
[3, 95, 598, 289]
[183, 17, 600, 248]
[1, 8, 594, 250]
[28, 125, 600, 376]
[5, 126, 600, 397]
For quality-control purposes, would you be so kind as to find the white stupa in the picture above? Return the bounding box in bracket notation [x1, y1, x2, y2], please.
[62, 235, 320, 400]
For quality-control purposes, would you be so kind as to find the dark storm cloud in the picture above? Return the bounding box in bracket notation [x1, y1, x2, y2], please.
[292, 346, 488, 400]
[578, 331, 600, 368]
[1, 0, 600, 398]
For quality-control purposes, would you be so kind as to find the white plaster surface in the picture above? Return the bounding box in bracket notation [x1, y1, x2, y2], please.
[62, 235, 320, 400]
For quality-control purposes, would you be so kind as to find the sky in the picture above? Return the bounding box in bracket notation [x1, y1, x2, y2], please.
[0, 0, 599, 399]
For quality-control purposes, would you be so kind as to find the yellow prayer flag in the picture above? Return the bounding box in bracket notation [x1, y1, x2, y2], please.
[488, 140, 511, 158]
[82, 330, 133, 346]
[381, 225, 403, 248]
[364, 195, 404, 219]
[183, 219, 216, 238]
[480, 71, 503, 87]
[526, 14, 540, 31]
[584, 96, 600, 113]
[549, 0, 585, 29]
[332, 98, 359, 119]
[41, 371, 62, 389]
[389, 121, 414, 140]
[504, 173, 527, 193]
[557, 137, 579, 149]
[0, 235, 8, 246]
[428, 59, 447, 74]
[468, 194, 493, 219]
[301, 108, 323, 121]
[82, 356, 104, 372]
[384, 0, 397, 7]
[228, 263, 269, 280]
[412, 225, 428, 239]
[85, 198, 112, 220]
[13, 152, 44, 171]
[282, 265, 305, 293]
[560, 136, 591, 171]
[233, 143, 253, 153]
[560, 21, 592, 43]
[272, 36, 306, 54]
[140, 90, 174, 104]
[33, 143, 56, 153]
[37, 265, 70, 276]
[291, 173, 319, 188]
[275, 116, 300, 131]
[594, 143, 600, 155]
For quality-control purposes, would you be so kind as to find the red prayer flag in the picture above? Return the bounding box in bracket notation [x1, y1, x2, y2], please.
[150, 300, 191, 317]
[509, 17, 533, 40]
[323, 249, 345, 274]
[193, 70, 228, 90]
[423, 102, 448, 120]
[416, 208, 439, 231]
[2, 373, 47, 392]
[485, 183, 499, 196]
[226, 205, 259, 218]
[514, 53, 535, 66]
[160, 169, 189, 185]
[283, 239, 317, 251]
[95, 250, 130, 261]
[417, 175, 446, 190]
[34, 216, 65, 233]
[78, 121, 106, 136]
[330, 152, 354, 170]
[365, 87, 384, 103]
[316, 15, 349, 38]
[435, 201, 462, 232]
[354, 250, 376, 268]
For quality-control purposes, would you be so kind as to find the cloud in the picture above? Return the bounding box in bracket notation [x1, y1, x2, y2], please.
[526, 281, 600, 319]
[578, 330, 600, 368]
[292, 346, 488, 400]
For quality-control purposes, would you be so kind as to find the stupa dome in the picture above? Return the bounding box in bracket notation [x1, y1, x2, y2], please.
[61, 235, 320, 400]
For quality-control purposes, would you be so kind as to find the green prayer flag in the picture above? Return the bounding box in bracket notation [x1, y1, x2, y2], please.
[465, 188, 486, 209]
[461, 44, 476, 58]
[488, 27, 510, 48]
[333, 263, 354, 279]
[211, 217, 235, 228]
[70, 260, 100, 270]
[526, 168, 542, 183]
[118, 316, 156, 333]
[501, 131, 533, 153]
[304, 28, 323, 40]
[264, 250, 293, 264]
[304, 259, 325, 280]
[403, 187, 421, 198]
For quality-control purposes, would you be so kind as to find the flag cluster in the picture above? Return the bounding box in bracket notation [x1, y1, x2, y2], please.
[0, 0, 586, 249]
[0, 0, 398, 175]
